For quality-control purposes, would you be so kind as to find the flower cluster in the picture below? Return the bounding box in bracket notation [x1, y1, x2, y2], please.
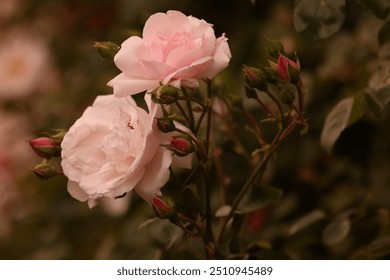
[29, 11, 231, 207]
[28, 10, 307, 260]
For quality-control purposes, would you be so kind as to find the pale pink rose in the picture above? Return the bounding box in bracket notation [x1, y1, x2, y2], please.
[61, 94, 191, 207]
[108, 10, 231, 97]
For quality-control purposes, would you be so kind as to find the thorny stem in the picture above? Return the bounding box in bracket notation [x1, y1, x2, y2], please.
[217, 118, 286, 244]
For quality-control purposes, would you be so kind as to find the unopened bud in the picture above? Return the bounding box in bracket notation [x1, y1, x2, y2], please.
[29, 137, 60, 159]
[170, 135, 195, 157]
[157, 117, 176, 133]
[50, 129, 67, 144]
[154, 85, 179, 105]
[243, 66, 267, 91]
[31, 162, 62, 180]
[276, 54, 300, 82]
[92, 41, 120, 60]
[151, 195, 175, 219]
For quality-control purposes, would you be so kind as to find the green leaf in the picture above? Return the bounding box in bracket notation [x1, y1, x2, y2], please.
[294, 0, 346, 40]
[236, 184, 283, 214]
[365, 62, 390, 116]
[320, 97, 353, 153]
[321, 92, 367, 153]
[356, 0, 390, 20]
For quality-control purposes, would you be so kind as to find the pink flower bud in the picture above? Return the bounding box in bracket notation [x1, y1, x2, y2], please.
[170, 135, 195, 157]
[151, 196, 175, 219]
[30, 162, 62, 180]
[28, 137, 60, 159]
[276, 54, 300, 81]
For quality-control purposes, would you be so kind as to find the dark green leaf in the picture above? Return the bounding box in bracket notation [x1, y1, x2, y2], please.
[236, 184, 283, 214]
[356, 0, 390, 20]
[294, 0, 346, 40]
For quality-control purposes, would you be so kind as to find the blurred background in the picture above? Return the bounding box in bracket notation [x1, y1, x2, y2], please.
[0, 0, 389, 259]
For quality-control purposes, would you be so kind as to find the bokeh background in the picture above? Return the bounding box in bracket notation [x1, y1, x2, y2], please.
[0, 0, 389, 259]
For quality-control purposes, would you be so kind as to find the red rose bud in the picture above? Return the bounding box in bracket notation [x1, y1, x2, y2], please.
[157, 117, 176, 133]
[151, 196, 175, 219]
[29, 137, 60, 159]
[243, 66, 267, 91]
[30, 162, 62, 180]
[276, 54, 300, 82]
[170, 135, 195, 157]
[155, 84, 179, 105]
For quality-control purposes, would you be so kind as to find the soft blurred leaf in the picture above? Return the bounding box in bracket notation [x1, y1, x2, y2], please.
[236, 185, 283, 214]
[294, 0, 346, 40]
[356, 0, 390, 20]
[351, 236, 390, 259]
[288, 210, 327, 235]
[322, 216, 351, 246]
[215, 205, 232, 217]
[349, 92, 367, 125]
[320, 97, 354, 153]
[365, 62, 390, 116]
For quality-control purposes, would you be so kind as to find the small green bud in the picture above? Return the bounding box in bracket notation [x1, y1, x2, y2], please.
[31, 162, 62, 180]
[243, 66, 267, 91]
[92, 41, 120, 60]
[155, 85, 179, 105]
[157, 117, 176, 133]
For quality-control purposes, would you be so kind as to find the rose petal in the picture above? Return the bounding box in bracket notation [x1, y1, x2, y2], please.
[202, 35, 232, 79]
[143, 11, 189, 42]
[134, 147, 172, 202]
[108, 73, 160, 97]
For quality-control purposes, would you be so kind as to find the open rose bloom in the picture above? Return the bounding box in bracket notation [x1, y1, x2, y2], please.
[61, 94, 191, 207]
[108, 10, 231, 97]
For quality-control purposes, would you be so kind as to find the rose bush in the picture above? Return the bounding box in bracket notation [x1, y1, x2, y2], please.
[61, 94, 191, 207]
[108, 10, 231, 97]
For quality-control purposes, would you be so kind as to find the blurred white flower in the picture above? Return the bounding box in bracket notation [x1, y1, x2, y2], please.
[0, 28, 52, 99]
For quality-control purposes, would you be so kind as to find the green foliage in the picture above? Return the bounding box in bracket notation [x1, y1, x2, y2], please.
[294, 0, 346, 40]
[320, 93, 367, 153]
